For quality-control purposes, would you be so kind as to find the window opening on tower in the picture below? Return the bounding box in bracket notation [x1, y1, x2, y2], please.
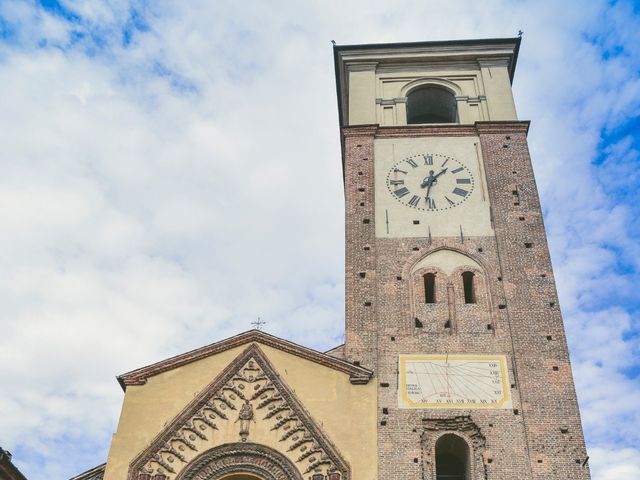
[424, 273, 436, 303]
[406, 86, 457, 124]
[435, 434, 471, 480]
[462, 271, 476, 304]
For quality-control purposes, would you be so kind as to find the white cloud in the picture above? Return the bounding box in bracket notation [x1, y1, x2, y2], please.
[0, 1, 638, 479]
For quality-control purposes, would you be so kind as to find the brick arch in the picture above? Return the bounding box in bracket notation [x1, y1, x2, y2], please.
[175, 443, 303, 480]
[406, 248, 495, 333]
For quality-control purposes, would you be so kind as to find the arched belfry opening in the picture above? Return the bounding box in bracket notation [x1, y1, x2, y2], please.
[435, 434, 471, 480]
[406, 86, 457, 124]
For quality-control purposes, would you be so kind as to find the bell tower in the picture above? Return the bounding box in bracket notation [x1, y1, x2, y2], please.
[334, 38, 591, 480]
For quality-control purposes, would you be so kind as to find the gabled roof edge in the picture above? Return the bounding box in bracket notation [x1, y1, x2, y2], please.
[117, 330, 372, 391]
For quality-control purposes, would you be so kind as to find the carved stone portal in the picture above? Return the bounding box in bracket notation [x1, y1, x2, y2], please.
[128, 343, 349, 480]
[176, 443, 303, 480]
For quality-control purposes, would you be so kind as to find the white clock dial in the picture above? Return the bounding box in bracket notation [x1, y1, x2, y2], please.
[398, 354, 512, 409]
[386, 153, 475, 211]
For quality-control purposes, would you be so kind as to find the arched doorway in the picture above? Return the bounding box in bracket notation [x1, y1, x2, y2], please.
[177, 443, 303, 480]
[435, 434, 471, 480]
[221, 474, 264, 480]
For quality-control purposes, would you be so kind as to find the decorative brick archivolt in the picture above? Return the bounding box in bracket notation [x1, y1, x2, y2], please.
[421, 416, 487, 480]
[128, 344, 350, 480]
[175, 443, 303, 480]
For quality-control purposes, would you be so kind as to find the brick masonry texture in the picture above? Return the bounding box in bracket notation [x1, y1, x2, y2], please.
[342, 122, 591, 480]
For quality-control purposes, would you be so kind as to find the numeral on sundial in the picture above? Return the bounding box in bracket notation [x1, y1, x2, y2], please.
[452, 187, 468, 197]
[394, 187, 410, 198]
[389, 179, 405, 185]
[425, 197, 436, 209]
[423, 155, 433, 165]
[408, 195, 420, 207]
[406, 159, 418, 168]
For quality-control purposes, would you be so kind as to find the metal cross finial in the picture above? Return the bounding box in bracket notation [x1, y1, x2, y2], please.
[251, 317, 266, 330]
[518, 30, 524, 37]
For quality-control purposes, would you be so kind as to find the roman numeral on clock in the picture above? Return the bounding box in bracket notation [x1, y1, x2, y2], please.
[406, 159, 418, 168]
[451, 167, 464, 174]
[425, 197, 436, 209]
[423, 155, 433, 165]
[389, 179, 404, 185]
[393, 168, 408, 174]
[408, 195, 420, 207]
[394, 187, 410, 198]
[445, 196, 455, 206]
[456, 178, 471, 184]
[452, 187, 469, 197]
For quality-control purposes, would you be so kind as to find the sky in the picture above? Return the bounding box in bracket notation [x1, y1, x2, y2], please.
[0, 0, 638, 479]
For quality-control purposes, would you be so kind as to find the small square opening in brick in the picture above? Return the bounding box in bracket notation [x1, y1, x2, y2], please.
[364, 301, 372, 307]
[382, 407, 389, 414]
[415, 318, 423, 328]
[396, 276, 402, 281]
[511, 383, 516, 388]
[497, 276, 502, 281]
[359, 202, 365, 206]
[506, 135, 511, 140]
[550, 302, 556, 307]
[363, 218, 370, 224]
[546, 335, 553, 340]
[358, 171, 363, 175]
[537, 459, 543, 464]
[540, 273, 547, 277]
[552, 366, 559, 371]
[357, 187, 365, 192]
[380, 420, 387, 426]
[362, 157, 368, 161]
[358, 272, 366, 278]
[519, 216, 525, 221]
[498, 304, 506, 309]
[487, 324, 493, 330]
[560, 427, 569, 434]
[356, 144, 362, 147]
[444, 320, 451, 328]
[390, 336, 395, 341]
[514, 409, 519, 415]
[380, 382, 390, 387]
[413, 458, 419, 464]
[364, 246, 370, 251]
[412, 247, 419, 251]
[353, 360, 360, 366]
[512, 190, 518, 195]
[487, 458, 493, 464]
[514, 201, 520, 206]
[503, 144, 509, 148]
[413, 220, 420, 225]
[524, 242, 533, 248]
[478, 247, 483, 252]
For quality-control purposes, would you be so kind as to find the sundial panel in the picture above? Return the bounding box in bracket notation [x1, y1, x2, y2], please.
[398, 354, 512, 409]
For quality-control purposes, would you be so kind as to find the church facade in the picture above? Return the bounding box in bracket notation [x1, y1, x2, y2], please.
[76, 37, 591, 480]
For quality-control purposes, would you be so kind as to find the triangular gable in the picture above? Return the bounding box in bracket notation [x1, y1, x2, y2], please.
[118, 330, 371, 389]
[128, 343, 351, 480]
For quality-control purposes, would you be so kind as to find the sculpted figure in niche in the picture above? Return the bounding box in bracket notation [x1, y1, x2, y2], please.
[235, 399, 255, 442]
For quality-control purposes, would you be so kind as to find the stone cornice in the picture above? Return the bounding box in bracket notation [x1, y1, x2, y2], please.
[341, 121, 530, 139]
[117, 330, 373, 390]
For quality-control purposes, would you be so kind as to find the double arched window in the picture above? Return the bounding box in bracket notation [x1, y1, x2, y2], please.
[406, 86, 457, 124]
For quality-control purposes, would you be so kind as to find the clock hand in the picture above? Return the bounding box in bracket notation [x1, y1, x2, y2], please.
[433, 167, 448, 179]
[420, 170, 436, 188]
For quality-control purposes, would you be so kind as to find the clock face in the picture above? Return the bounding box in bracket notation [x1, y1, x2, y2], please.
[386, 153, 475, 211]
